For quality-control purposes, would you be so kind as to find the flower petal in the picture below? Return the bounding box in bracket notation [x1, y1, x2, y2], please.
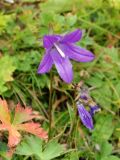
[77, 102, 93, 130]
[43, 35, 61, 49]
[90, 105, 100, 116]
[60, 43, 95, 62]
[50, 49, 73, 83]
[61, 29, 82, 43]
[37, 51, 53, 74]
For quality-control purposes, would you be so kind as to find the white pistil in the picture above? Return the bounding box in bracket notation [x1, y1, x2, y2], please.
[54, 43, 65, 58]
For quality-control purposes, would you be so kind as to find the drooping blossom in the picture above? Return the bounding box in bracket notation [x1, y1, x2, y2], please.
[38, 29, 94, 83]
[76, 101, 93, 130]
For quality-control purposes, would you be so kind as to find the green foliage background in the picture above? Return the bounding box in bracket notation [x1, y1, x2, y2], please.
[0, 0, 120, 159]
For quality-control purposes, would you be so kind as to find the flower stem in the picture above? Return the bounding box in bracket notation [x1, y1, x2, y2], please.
[48, 71, 53, 140]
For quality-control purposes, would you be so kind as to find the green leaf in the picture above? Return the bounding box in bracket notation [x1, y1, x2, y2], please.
[101, 156, 120, 160]
[42, 140, 65, 160]
[15, 29, 36, 48]
[66, 15, 77, 27]
[92, 115, 114, 143]
[40, 0, 80, 13]
[100, 141, 113, 157]
[15, 136, 43, 157]
[69, 152, 79, 160]
[0, 13, 11, 33]
[96, 141, 113, 160]
[16, 135, 65, 160]
[40, 12, 55, 26]
[89, 82, 113, 109]
[14, 51, 40, 72]
[0, 55, 16, 94]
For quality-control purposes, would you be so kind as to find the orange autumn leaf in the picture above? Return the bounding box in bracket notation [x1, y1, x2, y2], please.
[0, 99, 48, 148]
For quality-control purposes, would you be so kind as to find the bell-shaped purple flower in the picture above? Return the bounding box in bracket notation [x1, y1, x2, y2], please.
[76, 102, 93, 130]
[37, 29, 95, 83]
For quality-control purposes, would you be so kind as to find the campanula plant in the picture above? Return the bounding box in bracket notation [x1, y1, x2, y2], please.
[37, 29, 94, 83]
[37, 29, 95, 136]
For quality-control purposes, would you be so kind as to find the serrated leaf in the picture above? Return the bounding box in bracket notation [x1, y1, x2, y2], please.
[16, 135, 65, 160]
[12, 104, 39, 125]
[0, 99, 48, 148]
[42, 140, 65, 160]
[15, 136, 43, 156]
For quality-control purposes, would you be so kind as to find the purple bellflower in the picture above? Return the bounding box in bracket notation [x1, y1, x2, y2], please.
[37, 29, 94, 83]
[76, 101, 93, 130]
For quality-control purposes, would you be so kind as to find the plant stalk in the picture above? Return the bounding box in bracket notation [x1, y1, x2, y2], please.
[48, 71, 53, 140]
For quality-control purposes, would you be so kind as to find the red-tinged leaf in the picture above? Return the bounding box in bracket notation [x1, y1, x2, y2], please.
[0, 124, 7, 130]
[0, 99, 10, 125]
[12, 104, 40, 125]
[8, 125, 21, 147]
[16, 122, 48, 140]
[0, 99, 48, 149]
